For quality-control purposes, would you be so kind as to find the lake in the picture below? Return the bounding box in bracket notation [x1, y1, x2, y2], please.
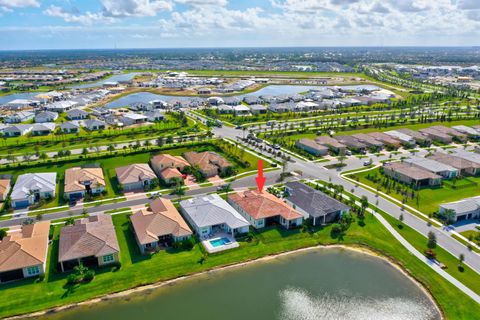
[70, 72, 141, 89]
[43, 248, 440, 320]
[104, 84, 381, 108]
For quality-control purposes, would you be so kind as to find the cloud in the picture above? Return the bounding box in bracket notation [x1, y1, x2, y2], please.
[457, 0, 480, 10]
[175, 0, 228, 6]
[101, 0, 173, 17]
[0, 0, 39, 8]
[44, 6, 114, 25]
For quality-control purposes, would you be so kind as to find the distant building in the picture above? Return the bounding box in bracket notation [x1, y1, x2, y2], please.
[66, 108, 89, 120]
[383, 162, 442, 187]
[83, 119, 106, 131]
[295, 138, 329, 156]
[31, 123, 56, 136]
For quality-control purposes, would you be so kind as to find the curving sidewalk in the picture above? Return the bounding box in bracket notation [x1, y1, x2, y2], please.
[309, 180, 480, 304]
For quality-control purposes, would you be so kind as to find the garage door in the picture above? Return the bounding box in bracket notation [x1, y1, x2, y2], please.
[14, 200, 30, 208]
[0, 269, 24, 283]
[69, 193, 83, 200]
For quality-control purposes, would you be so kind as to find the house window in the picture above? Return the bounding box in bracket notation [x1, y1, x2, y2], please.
[102, 254, 115, 263]
[26, 266, 40, 276]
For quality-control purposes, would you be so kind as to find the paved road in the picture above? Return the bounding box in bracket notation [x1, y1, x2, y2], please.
[4, 113, 480, 277]
[0, 169, 286, 228]
[210, 123, 480, 275]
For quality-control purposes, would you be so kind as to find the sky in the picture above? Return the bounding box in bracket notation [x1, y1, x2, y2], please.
[0, 0, 479, 50]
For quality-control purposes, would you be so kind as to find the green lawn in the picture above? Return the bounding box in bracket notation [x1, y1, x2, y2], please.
[349, 167, 480, 215]
[0, 141, 269, 213]
[0, 207, 478, 318]
[460, 230, 480, 246]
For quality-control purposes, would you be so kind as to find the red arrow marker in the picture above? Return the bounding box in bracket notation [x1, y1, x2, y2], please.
[256, 160, 266, 193]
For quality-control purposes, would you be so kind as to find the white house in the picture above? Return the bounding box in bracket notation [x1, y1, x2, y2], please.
[4, 111, 34, 124]
[66, 108, 89, 120]
[31, 123, 56, 136]
[10, 173, 57, 208]
[35, 111, 58, 123]
[179, 194, 249, 238]
[3, 124, 33, 137]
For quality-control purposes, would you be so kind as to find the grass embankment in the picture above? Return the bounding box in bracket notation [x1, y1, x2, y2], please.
[0, 208, 478, 318]
[349, 166, 480, 215]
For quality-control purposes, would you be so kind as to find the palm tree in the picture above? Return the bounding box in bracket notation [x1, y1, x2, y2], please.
[174, 180, 185, 201]
[223, 183, 233, 198]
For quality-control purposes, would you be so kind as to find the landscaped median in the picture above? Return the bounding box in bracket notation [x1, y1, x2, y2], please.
[0, 188, 479, 318]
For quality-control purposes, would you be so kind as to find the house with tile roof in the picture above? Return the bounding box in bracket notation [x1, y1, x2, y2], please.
[383, 162, 442, 187]
[284, 181, 350, 226]
[0, 178, 11, 202]
[64, 166, 105, 200]
[11, 173, 57, 208]
[0, 221, 50, 283]
[58, 214, 119, 271]
[179, 194, 249, 238]
[183, 151, 233, 178]
[130, 198, 192, 253]
[150, 154, 189, 176]
[115, 163, 157, 191]
[228, 190, 303, 229]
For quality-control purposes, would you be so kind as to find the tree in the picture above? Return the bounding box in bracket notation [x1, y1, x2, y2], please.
[222, 183, 233, 198]
[427, 231, 437, 249]
[438, 208, 456, 225]
[107, 144, 115, 154]
[81, 148, 89, 157]
[174, 180, 185, 201]
[360, 195, 369, 212]
[458, 253, 465, 270]
[0, 229, 7, 240]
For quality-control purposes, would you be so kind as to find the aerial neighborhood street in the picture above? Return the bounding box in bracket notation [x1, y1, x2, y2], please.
[1, 7, 480, 318]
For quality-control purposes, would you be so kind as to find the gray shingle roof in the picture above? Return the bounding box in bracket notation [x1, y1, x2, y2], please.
[285, 181, 350, 218]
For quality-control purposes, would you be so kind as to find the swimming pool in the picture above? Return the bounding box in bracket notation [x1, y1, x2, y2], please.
[210, 237, 232, 247]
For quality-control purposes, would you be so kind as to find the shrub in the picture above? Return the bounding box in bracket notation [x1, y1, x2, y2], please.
[83, 270, 95, 282]
[67, 274, 79, 285]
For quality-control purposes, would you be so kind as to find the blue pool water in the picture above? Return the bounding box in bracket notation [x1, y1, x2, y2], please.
[210, 237, 231, 247]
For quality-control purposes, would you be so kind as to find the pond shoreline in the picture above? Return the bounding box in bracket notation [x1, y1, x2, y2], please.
[7, 244, 443, 320]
